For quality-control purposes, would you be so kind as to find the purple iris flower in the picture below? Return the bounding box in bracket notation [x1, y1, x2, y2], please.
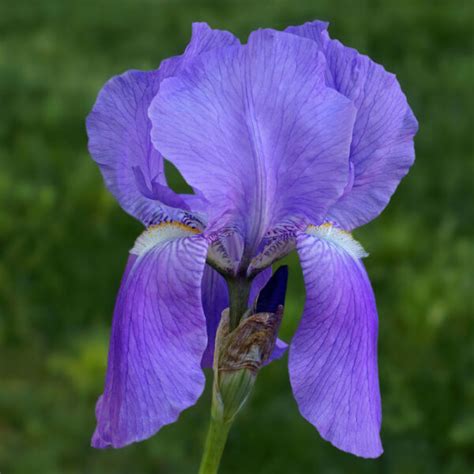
[87, 21, 417, 458]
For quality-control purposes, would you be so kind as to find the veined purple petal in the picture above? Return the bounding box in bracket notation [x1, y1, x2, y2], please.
[249, 222, 300, 275]
[287, 21, 418, 230]
[286, 20, 329, 53]
[132, 166, 191, 210]
[86, 23, 238, 224]
[269, 338, 288, 362]
[200, 265, 272, 368]
[87, 70, 170, 224]
[150, 29, 356, 258]
[206, 226, 245, 276]
[200, 265, 228, 368]
[289, 225, 382, 458]
[183, 22, 239, 60]
[92, 224, 208, 448]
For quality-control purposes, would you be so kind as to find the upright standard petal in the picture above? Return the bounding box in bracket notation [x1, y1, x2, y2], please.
[289, 224, 382, 458]
[86, 23, 238, 224]
[87, 70, 175, 224]
[150, 29, 356, 257]
[183, 22, 239, 60]
[287, 21, 418, 229]
[92, 224, 208, 448]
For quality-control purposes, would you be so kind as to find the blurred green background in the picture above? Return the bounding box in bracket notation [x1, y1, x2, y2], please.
[1, 0, 473, 473]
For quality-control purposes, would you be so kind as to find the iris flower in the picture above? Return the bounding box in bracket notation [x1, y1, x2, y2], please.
[87, 21, 417, 459]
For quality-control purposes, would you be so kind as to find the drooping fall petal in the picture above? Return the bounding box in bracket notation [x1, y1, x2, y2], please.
[92, 225, 208, 448]
[289, 225, 382, 458]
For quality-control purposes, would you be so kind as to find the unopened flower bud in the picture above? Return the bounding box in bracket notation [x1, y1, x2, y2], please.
[213, 306, 284, 422]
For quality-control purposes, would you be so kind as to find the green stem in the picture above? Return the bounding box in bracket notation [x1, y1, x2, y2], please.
[227, 277, 252, 331]
[198, 402, 232, 474]
[198, 275, 253, 473]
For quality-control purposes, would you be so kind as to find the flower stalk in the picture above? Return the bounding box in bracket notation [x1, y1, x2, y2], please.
[198, 302, 284, 473]
[227, 277, 252, 331]
[198, 395, 232, 474]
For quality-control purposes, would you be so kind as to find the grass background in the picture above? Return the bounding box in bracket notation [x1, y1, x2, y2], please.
[0, 0, 473, 472]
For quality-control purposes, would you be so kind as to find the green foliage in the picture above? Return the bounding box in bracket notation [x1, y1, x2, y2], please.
[0, 0, 473, 472]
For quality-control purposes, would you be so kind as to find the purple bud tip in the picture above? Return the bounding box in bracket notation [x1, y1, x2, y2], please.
[256, 265, 288, 314]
